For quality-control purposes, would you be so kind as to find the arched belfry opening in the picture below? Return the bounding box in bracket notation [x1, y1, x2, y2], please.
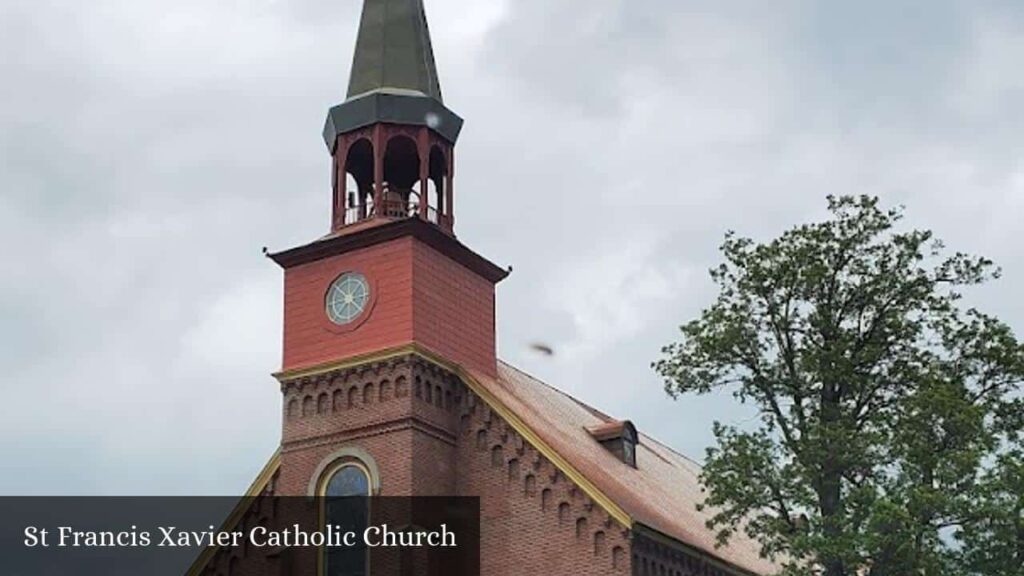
[338, 138, 375, 225]
[323, 0, 463, 236]
[383, 136, 420, 218]
[428, 145, 448, 226]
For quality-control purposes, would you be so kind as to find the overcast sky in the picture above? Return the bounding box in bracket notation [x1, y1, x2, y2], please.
[2, 0, 1022, 495]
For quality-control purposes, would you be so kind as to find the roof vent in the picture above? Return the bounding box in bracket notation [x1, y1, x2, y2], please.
[586, 420, 638, 468]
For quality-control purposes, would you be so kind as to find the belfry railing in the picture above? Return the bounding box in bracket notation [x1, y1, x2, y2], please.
[341, 200, 442, 229]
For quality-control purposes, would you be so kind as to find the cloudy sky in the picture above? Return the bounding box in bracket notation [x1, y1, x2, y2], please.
[2, 0, 1022, 495]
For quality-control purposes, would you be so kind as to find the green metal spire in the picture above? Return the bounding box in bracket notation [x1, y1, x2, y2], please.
[324, 0, 462, 150]
[347, 0, 443, 102]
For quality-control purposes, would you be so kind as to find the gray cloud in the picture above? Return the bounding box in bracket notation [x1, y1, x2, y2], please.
[1, 0, 1022, 494]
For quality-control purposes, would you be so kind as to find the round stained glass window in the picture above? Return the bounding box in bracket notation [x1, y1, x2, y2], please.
[326, 272, 370, 325]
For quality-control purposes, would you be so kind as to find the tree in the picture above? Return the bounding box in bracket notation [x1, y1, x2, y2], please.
[654, 196, 1024, 576]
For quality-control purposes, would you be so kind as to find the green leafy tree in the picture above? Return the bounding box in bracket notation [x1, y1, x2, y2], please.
[654, 196, 1024, 576]
[954, 449, 1024, 576]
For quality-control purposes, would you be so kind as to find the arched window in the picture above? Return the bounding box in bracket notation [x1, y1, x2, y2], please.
[324, 464, 369, 497]
[321, 462, 371, 576]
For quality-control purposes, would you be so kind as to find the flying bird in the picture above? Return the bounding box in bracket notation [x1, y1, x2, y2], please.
[529, 342, 555, 357]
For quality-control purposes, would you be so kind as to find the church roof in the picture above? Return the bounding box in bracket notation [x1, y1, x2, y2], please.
[347, 0, 443, 101]
[474, 361, 781, 576]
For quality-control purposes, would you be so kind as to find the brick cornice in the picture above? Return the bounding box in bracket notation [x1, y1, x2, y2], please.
[282, 417, 457, 453]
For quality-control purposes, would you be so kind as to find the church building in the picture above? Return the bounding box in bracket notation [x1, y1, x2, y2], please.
[191, 1, 777, 575]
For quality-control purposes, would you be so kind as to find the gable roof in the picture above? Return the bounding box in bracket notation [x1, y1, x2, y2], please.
[470, 361, 780, 576]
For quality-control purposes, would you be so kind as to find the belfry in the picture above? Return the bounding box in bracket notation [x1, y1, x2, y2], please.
[324, 0, 462, 235]
[190, 1, 782, 575]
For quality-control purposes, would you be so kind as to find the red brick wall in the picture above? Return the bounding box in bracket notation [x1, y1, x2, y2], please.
[281, 235, 497, 377]
[282, 237, 415, 371]
[455, 393, 631, 576]
[279, 427, 420, 496]
[411, 240, 497, 377]
[277, 355, 463, 497]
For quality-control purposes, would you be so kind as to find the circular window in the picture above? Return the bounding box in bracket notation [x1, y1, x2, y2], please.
[326, 272, 370, 325]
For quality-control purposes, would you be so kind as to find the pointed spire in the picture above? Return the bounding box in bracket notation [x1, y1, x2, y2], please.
[323, 0, 462, 151]
[347, 0, 443, 102]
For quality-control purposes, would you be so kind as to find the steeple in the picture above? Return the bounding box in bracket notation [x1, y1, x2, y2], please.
[347, 0, 443, 102]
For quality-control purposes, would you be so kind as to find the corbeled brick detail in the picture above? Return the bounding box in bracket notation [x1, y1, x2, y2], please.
[454, 387, 631, 575]
[277, 354, 463, 497]
[632, 535, 737, 576]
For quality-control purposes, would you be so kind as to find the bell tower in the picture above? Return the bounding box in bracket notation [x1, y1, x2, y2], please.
[268, 0, 508, 498]
[325, 0, 463, 235]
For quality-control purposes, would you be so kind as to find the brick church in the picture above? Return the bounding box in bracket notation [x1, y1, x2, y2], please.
[191, 1, 778, 575]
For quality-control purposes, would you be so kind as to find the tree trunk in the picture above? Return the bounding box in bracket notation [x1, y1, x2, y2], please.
[819, 382, 847, 576]
[1015, 503, 1023, 575]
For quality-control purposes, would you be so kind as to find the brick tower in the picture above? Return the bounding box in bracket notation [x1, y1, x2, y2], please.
[268, 0, 508, 499]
